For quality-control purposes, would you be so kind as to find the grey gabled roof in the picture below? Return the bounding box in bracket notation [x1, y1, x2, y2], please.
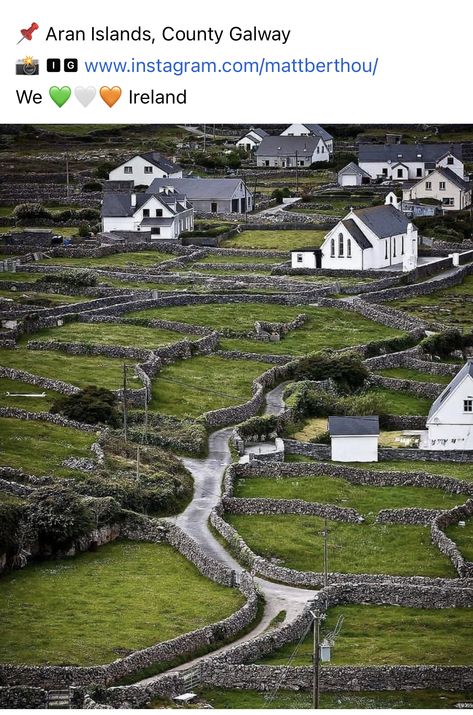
[139, 151, 181, 174]
[140, 217, 175, 226]
[341, 219, 373, 250]
[338, 162, 371, 178]
[329, 415, 380, 436]
[427, 361, 473, 422]
[352, 204, 412, 239]
[430, 167, 471, 191]
[102, 192, 148, 217]
[256, 136, 323, 158]
[358, 143, 463, 164]
[146, 177, 249, 200]
[250, 128, 269, 139]
[301, 124, 333, 142]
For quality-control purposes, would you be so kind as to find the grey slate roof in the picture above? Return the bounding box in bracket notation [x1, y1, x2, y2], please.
[102, 191, 188, 218]
[139, 151, 181, 174]
[427, 361, 473, 421]
[256, 136, 323, 158]
[429, 167, 471, 191]
[358, 143, 463, 164]
[329, 416, 380, 436]
[289, 124, 333, 142]
[341, 219, 373, 250]
[338, 162, 371, 178]
[140, 217, 175, 226]
[146, 178, 249, 200]
[352, 204, 412, 239]
[249, 128, 269, 139]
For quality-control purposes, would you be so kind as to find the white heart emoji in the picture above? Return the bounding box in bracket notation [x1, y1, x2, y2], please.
[74, 86, 96, 107]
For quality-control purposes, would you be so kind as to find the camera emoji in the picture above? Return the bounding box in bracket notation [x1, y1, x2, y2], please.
[16, 56, 39, 75]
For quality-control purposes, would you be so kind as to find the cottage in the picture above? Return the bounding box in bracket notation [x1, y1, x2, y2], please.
[256, 136, 330, 167]
[236, 127, 269, 152]
[146, 177, 253, 214]
[422, 361, 473, 451]
[291, 247, 321, 269]
[108, 152, 183, 186]
[316, 201, 418, 271]
[338, 162, 371, 187]
[280, 124, 334, 154]
[329, 416, 380, 462]
[101, 184, 193, 239]
[402, 167, 471, 212]
[358, 143, 464, 182]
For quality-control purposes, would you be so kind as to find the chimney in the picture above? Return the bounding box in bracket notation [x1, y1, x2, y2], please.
[130, 193, 136, 207]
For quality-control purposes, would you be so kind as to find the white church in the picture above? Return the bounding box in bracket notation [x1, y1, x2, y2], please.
[421, 361, 473, 451]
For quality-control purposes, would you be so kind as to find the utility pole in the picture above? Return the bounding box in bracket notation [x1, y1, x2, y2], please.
[136, 445, 140, 481]
[323, 518, 329, 589]
[65, 153, 70, 199]
[122, 363, 128, 442]
[311, 608, 321, 709]
[143, 389, 148, 443]
[295, 151, 299, 193]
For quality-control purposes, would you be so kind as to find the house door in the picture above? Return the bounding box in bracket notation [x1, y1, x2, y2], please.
[315, 249, 322, 268]
[211, 202, 218, 213]
[231, 198, 239, 212]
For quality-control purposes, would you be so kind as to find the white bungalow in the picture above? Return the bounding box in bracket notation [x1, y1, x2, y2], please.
[256, 136, 330, 167]
[329, 416, 380, 462]
[236, 127, 269, 152]
[108, 152, 182, 187]
[402, 167, 471, 212]
[280, 124, 334, 154]
[422, 361, 473, 451]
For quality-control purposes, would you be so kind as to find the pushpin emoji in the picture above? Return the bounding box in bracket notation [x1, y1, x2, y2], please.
[17, 23, 39, 45]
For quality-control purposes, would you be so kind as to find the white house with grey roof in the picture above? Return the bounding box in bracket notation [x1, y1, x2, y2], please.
[318, 202, 418, 271]
[421, 361, 473, 451]
[256, 136, 330, 167]
[281, 124, 334, 154]
[146, 177, 253, 214]
[402, 167, 471, 211]
[109, 152, 183, 186]
[236, 127, 269, 152]
[101, 184, 193, 239]
[329, 416, 380, 462]
[358, 143, 464, 182]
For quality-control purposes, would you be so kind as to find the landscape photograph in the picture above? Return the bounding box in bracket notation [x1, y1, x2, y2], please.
[0, 122, 472, 710]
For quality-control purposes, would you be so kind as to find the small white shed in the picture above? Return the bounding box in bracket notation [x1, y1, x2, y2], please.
[329, 416, 379, 462]
[291, 248, 321, 269]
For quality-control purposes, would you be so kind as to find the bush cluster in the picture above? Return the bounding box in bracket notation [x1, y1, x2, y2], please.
[50, 385, 120, 427]
[37, 269, 98, 288]
[285, 382, 387, 424]
[291, 350, 369, 393]
[421, 328, 473, 358]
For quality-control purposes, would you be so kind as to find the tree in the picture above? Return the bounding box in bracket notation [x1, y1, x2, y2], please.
[27, 486, 93, 548]
[50, 385, 120, 427]
[12, 203, 52, 221]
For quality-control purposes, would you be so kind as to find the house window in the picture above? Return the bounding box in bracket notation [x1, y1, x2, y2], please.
[347, 238, 352, 258]
[330, 238, 335, 257]
[143, 209, 150, 217]
[401, 235, 405, 254]
[385, 240, 388, 260]
[338, 233, 344, 257]
[382, 168, 388, 176]
[144, 166, 153, 174]
[442, 198, 454, 206]
[264, 160, 270, 166]
[156, 209, 163, 217]
[397, 168, 403, 178]
[211, 202, 218, 213]
[296, 253, 303, 264]
[464, 399, 473, 413]
[425, 181, 432, 190]
[447, 156, 454, 165]
[124, 166, 133, 174]
[439, 181, 446, 190]
[151, 227, 161, 236]
[393, 237, 396, 257]
[416, 168, 422, 177]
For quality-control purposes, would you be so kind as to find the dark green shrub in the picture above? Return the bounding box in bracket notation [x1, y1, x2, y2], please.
[27, 486, 93, 548]
[237, 414, 279, 439]
[421, 329, 466, 358]
[12, 203, 52, 221]
[50, 385, 120, 427]
[293, 351, 368, 393]
[82, 181, 103, 192]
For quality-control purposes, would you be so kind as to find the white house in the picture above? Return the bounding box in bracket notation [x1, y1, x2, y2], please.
[256, 136, 330, 167]
[402, 167, 471, 212]
[101, 186, 194, 239]
[146, 177, 253, 214]
[291, 247, 321, 269]
[329, 416, 380, 462]
[358, 143, 464, 182]
[108, 152, 183, 186]
[338, 162, 371, 187]
[316, 202, 418, 271]
[422, 361, 473, 451]
[281, 124, 334, 154]
[236, 127, 269, 152]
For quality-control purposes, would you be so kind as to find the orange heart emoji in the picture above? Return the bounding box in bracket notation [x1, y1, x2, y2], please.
[99, 86, 122, 108]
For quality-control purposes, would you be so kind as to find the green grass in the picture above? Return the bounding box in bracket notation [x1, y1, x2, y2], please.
[225, 514, 455, 577]
[0, 346, 127, 390]
[0, 226, 79, 237]
[194, 255, 284, 265]
[258, 604, 473, 666]
[366, 387, 431, 415]
[447, 518, 473, 561]
[23, 322, 191, 349]
[0, 271, 38, 282]
[0, 377, 60, 412]
[0, 290, 88, 305]
[194, 688, 473, 709]
[36, 251, 171, 268]
[0, 540, 244, 666]
[391, 275, 473, 329]
[149, 355, 267, 417]
[234, 475, 465, 520]
[343, 459, 473, 482]
[128, 304, 404, 357]
[0, 416, 96, 479]
[377, 367, 452, 384]
[221, 230, 326, 251]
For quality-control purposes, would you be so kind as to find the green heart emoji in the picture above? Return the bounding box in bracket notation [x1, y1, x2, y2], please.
[49, 86, 72, 108]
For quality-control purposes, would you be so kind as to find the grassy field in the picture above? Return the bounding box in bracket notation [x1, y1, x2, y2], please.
[0, 541, 244, 666]
[391, 275, 473, 330]
[377, 367, 452, 385]
[221, 230, 326, 251]
[0, 377, 61, 412]
[194, 255, 284, 265]
[447, 519, 473, 561]
[36, 251, 172, 268]
[343, 459, 473, 482]
[0, 417, 96, 478]
[0, 346, 127, 390]
[0, 290, 88, 305]
[25, 322, 191, 349]
[127, 304, 404, 356]
[290, 196, 372, 217]
[0, 271, 38, 283]
[234, 475, 465, 520]
[194, 688, 473, 709]
[225, 514, 455, 577]
[149, 355, 267, 418]
[366, 387, 431, 415]
[258, 604, 473, 666]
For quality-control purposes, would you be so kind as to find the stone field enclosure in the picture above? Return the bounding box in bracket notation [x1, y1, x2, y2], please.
[1, 122, 473, 710]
